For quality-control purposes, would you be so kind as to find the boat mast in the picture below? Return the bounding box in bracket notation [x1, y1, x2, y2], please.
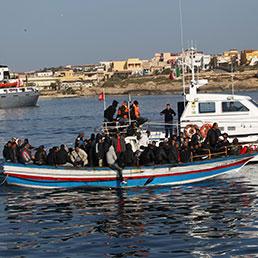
[179, 0, 186, 106]
[231, 59, 235, 96]
[191, 43, 195, 82]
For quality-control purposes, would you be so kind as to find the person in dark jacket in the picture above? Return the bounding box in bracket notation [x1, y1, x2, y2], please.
[139, 144, 155, 166]
[10, 142, 18, 163]
[56, 144, 69, 165]
[217, 133, 230, 154]
[204, 122, 221, 152]
[104, 100, 119, 122]
[180, 142, 192, 163]
[34, 145, 47, 165]
[164, 142, 178, 164]
[124, 143, 137, 166]
[95, 135, 105, 167]
[160, 104, 176, 138]
[191, 129, 202, 147]
[47, 147, 59, 166]
[3, 141, 12, 161]
[155, 142, 168, 164]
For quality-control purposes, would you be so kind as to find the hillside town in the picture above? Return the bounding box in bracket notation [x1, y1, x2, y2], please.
[14, 48, 258, 96]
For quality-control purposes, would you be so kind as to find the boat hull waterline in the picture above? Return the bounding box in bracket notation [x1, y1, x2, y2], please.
[3, 154, 255, 189]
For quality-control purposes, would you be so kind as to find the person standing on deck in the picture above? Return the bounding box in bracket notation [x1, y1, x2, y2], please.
[104, 100, 119, 122]
[160, 104, 176, 138]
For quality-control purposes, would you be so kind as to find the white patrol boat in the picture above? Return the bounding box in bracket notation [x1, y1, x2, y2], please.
[179, 79, 258, 143]
[0, 65, 39, 108]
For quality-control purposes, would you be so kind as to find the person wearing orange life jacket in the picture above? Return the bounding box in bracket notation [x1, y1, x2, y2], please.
[117, 101, 129, 123]
[130, 100, 148, 125]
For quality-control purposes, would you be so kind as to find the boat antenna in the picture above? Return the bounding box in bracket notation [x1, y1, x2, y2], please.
[231, 59, 235, 96]
[179, 0, 186, 106]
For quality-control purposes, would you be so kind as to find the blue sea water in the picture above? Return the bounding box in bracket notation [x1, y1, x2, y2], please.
[0, 92, 258, 257]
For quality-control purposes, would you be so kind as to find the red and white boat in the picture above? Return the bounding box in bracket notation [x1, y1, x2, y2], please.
[0, 65, 39, 109]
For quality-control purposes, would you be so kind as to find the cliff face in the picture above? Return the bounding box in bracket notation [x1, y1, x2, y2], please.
[41, 70, 258, 97]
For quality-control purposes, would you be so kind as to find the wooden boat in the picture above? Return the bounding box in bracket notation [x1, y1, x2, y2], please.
[2, 153, 256, 189]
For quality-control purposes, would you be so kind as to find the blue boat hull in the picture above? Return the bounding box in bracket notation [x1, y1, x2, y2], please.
[3, 154, 255, 189]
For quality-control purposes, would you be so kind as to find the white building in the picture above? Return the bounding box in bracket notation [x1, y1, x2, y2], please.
[36, 71, 54, 77]
[183, 49, 211, 71]
[60, 80, 93, 90]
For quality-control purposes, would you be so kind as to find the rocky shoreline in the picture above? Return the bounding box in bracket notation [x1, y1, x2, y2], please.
[40, 70, 258, 98]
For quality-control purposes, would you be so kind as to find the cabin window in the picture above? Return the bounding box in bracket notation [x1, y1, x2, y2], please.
[222, 101, 249, 112]
[199, 102, 215, 113]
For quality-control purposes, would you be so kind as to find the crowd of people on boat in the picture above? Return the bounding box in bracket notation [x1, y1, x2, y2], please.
[2, 121, 252, 172]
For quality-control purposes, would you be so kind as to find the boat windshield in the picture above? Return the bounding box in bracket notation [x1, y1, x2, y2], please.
[250, 99, 258, 108]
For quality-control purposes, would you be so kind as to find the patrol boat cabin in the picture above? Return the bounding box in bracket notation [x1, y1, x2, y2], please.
[179, 78, 258, 143]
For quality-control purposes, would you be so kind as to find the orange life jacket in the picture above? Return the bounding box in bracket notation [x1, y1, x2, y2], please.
[133, 104, 140, 118]
[117, 104, 129, 119]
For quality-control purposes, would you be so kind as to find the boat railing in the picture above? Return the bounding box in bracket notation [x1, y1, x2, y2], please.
[190, 142, 258, 162]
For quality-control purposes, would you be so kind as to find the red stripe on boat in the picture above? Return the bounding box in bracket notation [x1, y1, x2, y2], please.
[5, 158, 250, 182]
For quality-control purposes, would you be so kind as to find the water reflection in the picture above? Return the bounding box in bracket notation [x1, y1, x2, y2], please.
[1, 167, 257, 257]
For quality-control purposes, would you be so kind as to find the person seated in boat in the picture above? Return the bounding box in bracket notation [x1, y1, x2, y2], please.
[180, 141, 192, 163]
[124, 143, 137, 166]
[19, 143, 33, 164]
[117, 101, 129, 124]
[75, 132, 85, 148]
[130, 100, 148, 126]
[9, 142, 18, 163]
[165, 140, 179, 164]
[191, 143, 209, 161]
[94, 135, 105, 167]
[84, 137, 95, 167]
[16, 139, 23, 153]
[204, 122, 221, 152]
[177, 131, 185, 146]
[106, 143, 125, 183]
[34, 145, 47, 165]
[217, 133, 230, 155]
[139, 144, 155, 166]
[47, 146, 59, 166]
[155, 142, 168, 164]
[3, 141, 12, 162]
[229, 138, 241, 156]
[70, 147, 88, 167]
[56, 144, 69, 165]
[191, 129, 202, 147]
[20, 138, 33, 150]
[104, 100, 119, 122]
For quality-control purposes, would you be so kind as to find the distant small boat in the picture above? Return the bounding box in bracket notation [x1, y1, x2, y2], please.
[0, 65, 39, 109]
[2, 154, 256, 189]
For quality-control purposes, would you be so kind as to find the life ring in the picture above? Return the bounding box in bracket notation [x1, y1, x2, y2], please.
[200, 123, 212, 138]
[184, 124, 199, 138]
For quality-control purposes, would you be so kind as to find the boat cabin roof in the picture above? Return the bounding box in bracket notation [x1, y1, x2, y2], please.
[186, 93, 251, 102]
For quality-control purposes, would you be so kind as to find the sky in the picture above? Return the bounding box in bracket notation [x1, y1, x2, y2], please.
[0, 0, 257, 71]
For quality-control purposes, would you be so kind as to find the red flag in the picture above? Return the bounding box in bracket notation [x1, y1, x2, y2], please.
[98, 92, 105, 101]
